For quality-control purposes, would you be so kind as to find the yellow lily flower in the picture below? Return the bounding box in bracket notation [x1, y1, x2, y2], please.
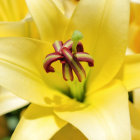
[0, 0, 135, 139]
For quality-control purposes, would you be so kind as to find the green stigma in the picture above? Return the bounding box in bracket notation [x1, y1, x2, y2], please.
[72, 30, 83, 52]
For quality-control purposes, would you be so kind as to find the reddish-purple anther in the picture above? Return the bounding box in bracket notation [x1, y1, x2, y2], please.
[43, 40, 94, 82]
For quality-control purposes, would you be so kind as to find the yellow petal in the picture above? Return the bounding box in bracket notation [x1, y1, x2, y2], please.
[64, 0, 130, 92]
[0, 21, 28, 37]
[55, 80, 131, 140]
[129, 102, 140, 129]
[0, 15, 39, 38]
[0, 1, 39, 38]
[129, 23, 140, 53]
[0, 86, 29, 116]
[129, 102, 140, 140]
[130, 0, 140, 25]
[52, 0, 79, 18]
[23, 15, 40, 39]
[11, 104, 66, 140]
[0, 37, 71, 106]
[133, 89, 140, 112]
[26, 0, 68, 42]
[118, 54, 140, 91]
[0, 0, 27, 21]
[51, 124, 87, 140]
[132, 126, 140, 140]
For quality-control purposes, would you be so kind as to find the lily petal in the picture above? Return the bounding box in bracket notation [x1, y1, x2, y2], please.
[0, 14, 39, 38]
[11, 104, 66, 140]
[55, 80, 131, 140]
[0, 0, 34, 37]
[129, 102, 140, 140]
[133, 89, 140, 112]
[0, 86, 28, 116]
[0, 0, 27, 21]
[118, 54, 140, 91]
[0, 21, 29, 37]
[0, 37, 71, 106]
[64, 0, 129, 93]
[26, 0, 68, 42]
[129, 23, 140, 53]
[52, 0, 79, 18]
[51, 124, 87, 140]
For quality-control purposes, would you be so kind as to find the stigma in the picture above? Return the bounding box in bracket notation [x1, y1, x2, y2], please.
[43, 31, 94, 82]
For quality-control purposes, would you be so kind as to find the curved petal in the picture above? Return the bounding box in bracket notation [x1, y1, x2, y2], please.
[52, 0, 79, 18]
[55, 80, 131, 140]
[23, 15, 40, 39]
[11, 104, 67, 140]
[0, 21, 29, 37]
[0, 37, 72, 106]
[25, 0, 68, 42]
[51, 124, 87, 140]
[0, 0, 34, 38]
[118, 54, 140, 91]
[64, 0, 129, 93]
[0, 0, 27, 21]
[0, 86, 29, 116]
[0, 15, 39, 38]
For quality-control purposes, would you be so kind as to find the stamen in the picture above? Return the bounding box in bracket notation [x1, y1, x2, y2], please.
[63, 40, 73, 50]
[43, 53, 63, 73]
[62, 63, 73, 81]
[62, 47, 86, 82]
[76, 42, 84, 52]
[53, 41, 63, 54]
[43, 30, 94, 82]
[75, 52, 94, 66]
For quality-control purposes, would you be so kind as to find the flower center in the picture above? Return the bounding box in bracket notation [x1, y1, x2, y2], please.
[43, 31, 94, 101]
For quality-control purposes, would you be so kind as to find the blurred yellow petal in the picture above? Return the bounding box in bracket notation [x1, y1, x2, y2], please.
[129, 23, 140, 53]
[0, 20, 29, 37]
[55, 80, 131, 140]
[23, 15, 40, 39]
[26, 0, 68, 42]
[0, 86, 29, 116]
[130, 0, 140, 25]
[0, 0, 39, 38]
[132, 127, 140, 140]
[133, 89, 140, 112]
[11, 104, 66, 140]
[64, 0, 129, 92]
[129, 102, 140, 140]
[51, 124, 87, 140]
[118, 54, 140, 91]
[0, 0, 27, 21]
[0, 37, 72, 106]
